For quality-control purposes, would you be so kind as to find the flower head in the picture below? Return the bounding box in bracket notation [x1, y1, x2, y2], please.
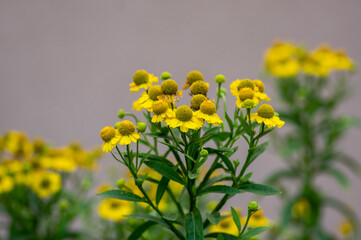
[194, 100, 222, 126]
[151, 100, 175, 123]
[0, 167, 14, 194]
[98, 198, 133, 222]
[117, 120, 141, 145]
[253, 80, 265, 93]
[230, 79, 254, 97]
[133, 85, 163, 111]
[184, 71, 204, 89]
[166, 105, 203, 132]
[250, 104, 285, 128]
[235, 88, 260, 109]
[100, 126, 120, 152]
[159, 79, 183, 103]
[190, 94, 207, 110]
[209, 212, 239, 236]
[129, 70, 158, 93]
[190, 80, 209, 96]
[30, 170, 62, 198]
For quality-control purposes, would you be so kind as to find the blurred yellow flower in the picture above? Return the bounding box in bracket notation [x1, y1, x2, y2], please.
[4, 131, 33, 158]
[0, 166, 14, 194]
[292, 198, 310, 219]
[241, 210, 269, 228]
[209, 213, 238, 236]
[98, 198, 133, 222]
[338, 219, 354, 238]
[30, 171, 62, 198]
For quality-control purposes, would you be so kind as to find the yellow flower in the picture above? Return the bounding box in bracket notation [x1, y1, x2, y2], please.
[269, 59, 300, 78]
[190, 80, 209, 96]
[151, 100, 175, 123]
[100, 126, 121, 152]
[165, 105, 203, 132]
[241, 99, 258, 109]
[0, 166, 14, 194]
[40, 148, 77, 172]
[264, 40, 298, 65]
[292, 198, 310, 219]
[133, 85, 163, 111]
[184, 70, 204, 89]
[4, 130, 33, 158]
[241, 210, 269, 228]
[158, 79, 183, 103]
[117, 120, 141, 145]
[129, 70, 158, 93]
[97, 183, 112, 193]
[190, 94, 208, 110]
[334, 50, 354, 71]
[250, 104, 285, 128]
[2, 160, 24, 174]
[98, 198, 133, 222]
[209, 213, 238, 236]
[230, 79, 254, 97]
[235, 88, 259, 108]
[30, 170, 62, 198]
[338, 219, 354, 238]
[194, 100, 222, 126]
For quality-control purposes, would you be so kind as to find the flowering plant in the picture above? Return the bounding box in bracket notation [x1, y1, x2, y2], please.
[98, 70, 284, 239]
[0, 130, 101, 239]
[263, 40, 360, 239]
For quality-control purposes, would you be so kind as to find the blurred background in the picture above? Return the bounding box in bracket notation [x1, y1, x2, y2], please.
[1, 0, 360, 235]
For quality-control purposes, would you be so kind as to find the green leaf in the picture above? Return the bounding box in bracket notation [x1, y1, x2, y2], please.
[238, 115, 253, 136]
[145, 161, 184, 185]
[206, 212, 221, 225]
[194, 132, 231, 144]
[215, 152, 235, 172]
[125, 214, 168, 227]
[240, 226, 269, 239]
[195, 156, 208, 170]
[199, 185, 243, 195]
[205, 233, 237, 240]
[325, 168, 350, 189]
[188, 171, 200, 180]
[238, 183, 281, 196]
[156, 177, 170, 205]
[163, 212, 178, 221]
[255, 128, 274, 140]
[249, 141, 269, 163]
[97, 190, 144, 202]
[230, 207, 241, 232]
[185, 208, 204, 240]
[225, 111, 234, 132]
[127, 221, 157, 240]
[243, 172, 253, 181]
[144, 132, 171, 140]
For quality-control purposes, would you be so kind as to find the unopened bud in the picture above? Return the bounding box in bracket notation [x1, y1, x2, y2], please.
[200, 149, 208, 157]
[117, 178, 126, 189]
[118, 109, 125, 119]
[233, 159, 240, 168]
[248, 201, 258, 212]
[136, 122, 147, 133]
[161, 72, 172, 80]
[214, 74, 226, 84]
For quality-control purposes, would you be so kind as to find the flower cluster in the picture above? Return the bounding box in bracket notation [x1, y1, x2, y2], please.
[264, 40, 355, 77]
[0, 130, 101, 198]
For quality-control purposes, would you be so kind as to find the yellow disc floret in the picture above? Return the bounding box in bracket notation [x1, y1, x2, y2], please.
[238, 88, 255, 101]
[253, 80, 265, 93]
[152, 101, 169, 115]
[184, 71, 204, 89]
[133, 70, 149, 85]
[200, 100, 216, 115]
[239, 79, 254, 90]
[161, 79, 178, 95]
[190, 80, 209, 96]
[148, 85, 163, 100]
[257, 104, 274, 118]
[100, 126, 116, 142]
[118, 120, 136, 135]
[176, 105, 193, 121]
[191, 94, 207, 110]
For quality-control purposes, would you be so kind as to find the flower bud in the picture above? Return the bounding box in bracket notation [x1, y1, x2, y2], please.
[117, 178, 126, 189]
[214, 74, 226, 83]
[114, 121, 121, 129]
[59, 199, 69, 211]
[136, 122, 147, 133]
[248, 201, 258, 212]
[161, 72, 172, 80]
[200, 149, 208, 157]
[118, 109, 125, 119]
[233, 159, 240, 168]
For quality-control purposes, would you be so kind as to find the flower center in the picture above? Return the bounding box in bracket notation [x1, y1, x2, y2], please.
[133, 70, 149, 85]
[190, 94, 207, 110]
[176, 105, 193, 121]
[148, 85, 163, 100]
[100, 126, 116, 142]
[238, 79, 254, 91]
[253, 80, 265, 93]
[190, 80, 208, 95]
[186, 71, 204, 85]
[257, 104, 274, 118]
[220, 220, 230, 228]
[161, 79, 178, 95]
[200, 100, 216, 115]
[118, 120, 136, 135]
[40, 179, 50, 189]
[238, 88, 254, 101]
[110, 201, 120, 209]
[152, 101, 168, 115]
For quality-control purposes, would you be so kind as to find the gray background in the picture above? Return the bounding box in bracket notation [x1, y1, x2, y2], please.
[1, 0, 360, 236]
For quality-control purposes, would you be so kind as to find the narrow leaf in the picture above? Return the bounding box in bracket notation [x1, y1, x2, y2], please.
[205, 233, 237, 240]
[206, 212, 221, 226]
[97, 190, 144, 202]
[231, 207, 241, 232]
[156, 177, 170, 205]
[185, 208, 204, 240]
[145, 161, 184, 184]
[240, 226, 269, 239]
[249, 141, 269, 163]
[199, 185, 243, 195]
[238, 183, 281, 196]
[127, 221, 157, 240]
